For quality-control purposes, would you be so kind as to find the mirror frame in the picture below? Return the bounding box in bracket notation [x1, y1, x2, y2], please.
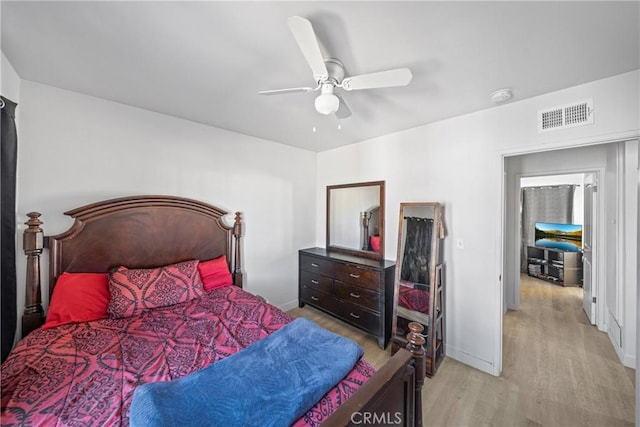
[391, 201, 445, 376]
[326, 180, 385, 260]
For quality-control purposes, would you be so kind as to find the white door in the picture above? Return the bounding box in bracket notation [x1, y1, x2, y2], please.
[582, 173, 597, 324]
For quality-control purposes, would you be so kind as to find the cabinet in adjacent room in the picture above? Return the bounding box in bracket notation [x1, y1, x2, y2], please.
[298, 247, 396, 349]
[526, 245, 582, 286]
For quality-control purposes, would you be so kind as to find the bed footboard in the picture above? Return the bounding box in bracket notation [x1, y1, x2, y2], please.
[324, 323, 425, 426]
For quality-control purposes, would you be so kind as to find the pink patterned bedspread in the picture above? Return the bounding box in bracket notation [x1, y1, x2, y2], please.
[1, 286, 374, 426]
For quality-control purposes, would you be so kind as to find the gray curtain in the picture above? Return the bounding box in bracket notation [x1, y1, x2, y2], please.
[521, 185, 576, 271]
[1, 96, 18, 362]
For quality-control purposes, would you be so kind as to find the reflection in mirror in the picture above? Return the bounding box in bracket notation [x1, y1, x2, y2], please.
[327, 181, 385, 260]
[362, 206, 380, 252]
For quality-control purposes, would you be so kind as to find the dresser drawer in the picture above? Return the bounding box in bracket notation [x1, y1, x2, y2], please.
[300, 254, 335, 276]
[300, 284, 339, 313]
[335, 263, 381, 290]
[334, 281, 379, 311]
[336, 302, 380, 335]
[300, 271, 333, 294]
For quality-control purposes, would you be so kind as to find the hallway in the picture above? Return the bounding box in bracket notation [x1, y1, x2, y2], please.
[500, 275, 634, 425]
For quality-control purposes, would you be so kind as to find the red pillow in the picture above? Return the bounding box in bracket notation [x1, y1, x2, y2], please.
[107, 260, 204, 319]
[42, 272, 110, 329]
[198, 256, 233, 291]
[370, 235, 381, 252]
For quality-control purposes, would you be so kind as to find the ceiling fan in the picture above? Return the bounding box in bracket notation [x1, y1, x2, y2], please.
[259, 16, 413, 118]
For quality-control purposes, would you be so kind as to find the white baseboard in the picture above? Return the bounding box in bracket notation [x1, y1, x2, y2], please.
[605, 327, 636, 369]
[277, 299, 299, 312]
[623, 354, 636, 369]
[445, 344, 498, 376]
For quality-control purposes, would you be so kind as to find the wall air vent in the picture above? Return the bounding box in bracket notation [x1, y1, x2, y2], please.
[537, 98, 593, 133]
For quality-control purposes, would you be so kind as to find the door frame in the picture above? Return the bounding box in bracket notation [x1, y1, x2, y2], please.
[582, 172, 598, 325]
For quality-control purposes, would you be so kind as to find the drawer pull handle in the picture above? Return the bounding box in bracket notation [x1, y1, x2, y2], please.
[349, 293, 361, 298]
[349, 274, 360, 279]
[349, 312, 360, 319]
[310, 263, 319, 268]
[311, 296, 319, 301]
[311, 280, 319, 284]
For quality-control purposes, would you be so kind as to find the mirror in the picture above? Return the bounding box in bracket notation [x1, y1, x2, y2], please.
[326, 181, 385, 260]
[391, 202, 445, 376]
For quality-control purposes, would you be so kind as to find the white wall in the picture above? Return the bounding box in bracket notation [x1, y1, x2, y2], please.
[13, 80, 317, 338]
[606, 144, 622, 348]
[636, 141, 640, 427]
[622, 140, 638, 367]
[317, 70, 640, 375]
[1, 52, 20, 102]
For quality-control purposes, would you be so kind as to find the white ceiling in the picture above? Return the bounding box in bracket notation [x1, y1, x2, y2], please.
[2, 1, 638, 152]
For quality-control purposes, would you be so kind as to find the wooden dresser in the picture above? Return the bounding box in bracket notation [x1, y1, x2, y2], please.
[298, 247, 395, 349]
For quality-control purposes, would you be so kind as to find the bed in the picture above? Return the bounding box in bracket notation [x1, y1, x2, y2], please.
[1, 195, 425, 426]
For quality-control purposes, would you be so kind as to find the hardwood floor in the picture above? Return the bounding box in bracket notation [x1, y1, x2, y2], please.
[288, 275, 635, 426]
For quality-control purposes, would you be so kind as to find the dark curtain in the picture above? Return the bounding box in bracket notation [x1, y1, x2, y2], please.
[520, 185, 575, 271]
[400, 217, 433, 285]
[1, 96, 18, 362]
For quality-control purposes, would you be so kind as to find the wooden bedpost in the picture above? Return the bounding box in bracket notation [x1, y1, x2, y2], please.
[22, 212, 44, 337]
[233, 212, 243, 288]
[407, 322, 426, 427]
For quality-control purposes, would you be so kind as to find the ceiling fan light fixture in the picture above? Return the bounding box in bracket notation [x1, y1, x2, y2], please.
[315, 87, 339, 115]
[260, 16, 412, 118]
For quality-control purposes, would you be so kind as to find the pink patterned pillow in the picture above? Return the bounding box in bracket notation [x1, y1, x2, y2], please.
[107, 260, 204, 319]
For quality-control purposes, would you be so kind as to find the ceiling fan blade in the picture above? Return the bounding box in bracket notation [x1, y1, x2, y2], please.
[287, 16, 329, 82]
[334, 94, 352, 119]
[258, 86, 316, 95]
[341, 68, 413, 91]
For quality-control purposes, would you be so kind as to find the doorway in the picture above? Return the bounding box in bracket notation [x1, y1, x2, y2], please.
[501, 140, 638, 371]
[517, 172, 598, 325]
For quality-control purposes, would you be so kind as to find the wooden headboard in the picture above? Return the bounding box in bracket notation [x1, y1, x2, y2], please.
[22, 195, 242, 337]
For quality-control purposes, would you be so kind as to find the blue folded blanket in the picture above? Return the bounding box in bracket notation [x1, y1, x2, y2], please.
[130, 317, 364, 427]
